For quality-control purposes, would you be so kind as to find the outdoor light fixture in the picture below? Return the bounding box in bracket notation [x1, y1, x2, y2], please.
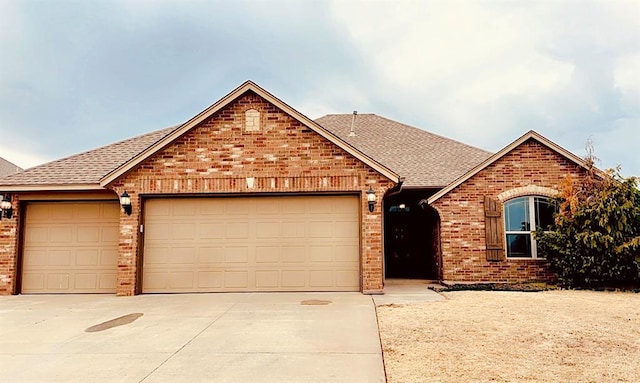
[1, 194, 13, 219]
[119, 191, 132, 216]
[366, 187, 376, 212]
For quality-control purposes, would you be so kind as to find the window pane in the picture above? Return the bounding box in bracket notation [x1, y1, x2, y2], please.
[505, 198, 530, 231]
[506, 234, 532, 257]
[535, 197, 556, 229]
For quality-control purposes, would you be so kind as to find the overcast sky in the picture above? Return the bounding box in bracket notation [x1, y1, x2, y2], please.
[1, 0, 639, 176]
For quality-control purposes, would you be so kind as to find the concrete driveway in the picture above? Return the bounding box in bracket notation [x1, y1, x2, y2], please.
[0, 293, 385, 383]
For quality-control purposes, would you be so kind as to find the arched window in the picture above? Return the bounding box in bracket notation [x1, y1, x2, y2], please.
[504, 196, 556, 258]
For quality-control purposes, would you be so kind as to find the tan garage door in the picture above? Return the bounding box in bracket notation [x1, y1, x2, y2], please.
[142, 195, 360, 293]
[21, 202, 119, 294]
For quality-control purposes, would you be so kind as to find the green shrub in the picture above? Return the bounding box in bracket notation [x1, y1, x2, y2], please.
[535, 163, 640, 288]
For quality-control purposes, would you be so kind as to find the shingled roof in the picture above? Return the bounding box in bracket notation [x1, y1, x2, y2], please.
[0, 112, 492, 191]
[0, 126, 177, 190]
[0, 157, 22, 178]
[315, 114, 492, 187]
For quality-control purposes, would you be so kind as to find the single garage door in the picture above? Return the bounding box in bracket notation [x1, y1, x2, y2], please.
[21, 202, 119, 293]
[142, 195, 360, 293]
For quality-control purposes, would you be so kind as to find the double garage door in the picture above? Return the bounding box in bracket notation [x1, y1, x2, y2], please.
[21, 196, 360, 294]
[142, 195, 360, 292]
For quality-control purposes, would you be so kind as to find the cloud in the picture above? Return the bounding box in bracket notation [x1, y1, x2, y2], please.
[0, 0, 638, 176]
[329, 0, 640, 175]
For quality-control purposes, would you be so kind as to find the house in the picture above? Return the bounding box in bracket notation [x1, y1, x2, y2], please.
[0, 81, 593, 296]
[0, 157, 22, 178]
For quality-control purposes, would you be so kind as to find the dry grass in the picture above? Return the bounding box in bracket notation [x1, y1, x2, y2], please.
[377, 290, 640, 383]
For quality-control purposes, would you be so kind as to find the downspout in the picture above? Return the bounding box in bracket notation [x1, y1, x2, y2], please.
[385, 177, 405, 198]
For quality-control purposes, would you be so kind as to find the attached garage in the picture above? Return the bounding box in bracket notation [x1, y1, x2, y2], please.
[142, 195, 360, 293]
[21, 201, 119, 293]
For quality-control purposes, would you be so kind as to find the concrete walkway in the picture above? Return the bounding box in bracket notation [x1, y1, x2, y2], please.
[373, 279, 445, 306]
[0, 293, 384, 383]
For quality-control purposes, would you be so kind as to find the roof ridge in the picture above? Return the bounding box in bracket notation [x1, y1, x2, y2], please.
[316, 113, 492, 155]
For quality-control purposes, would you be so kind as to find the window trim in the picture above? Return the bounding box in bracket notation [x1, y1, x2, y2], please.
[504, 195, 552, 259]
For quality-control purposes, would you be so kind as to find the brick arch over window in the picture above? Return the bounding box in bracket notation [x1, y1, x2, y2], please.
[497, 185, 558, 203]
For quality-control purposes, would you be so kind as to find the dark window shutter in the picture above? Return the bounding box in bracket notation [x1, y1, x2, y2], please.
[484, 196, 505, 261]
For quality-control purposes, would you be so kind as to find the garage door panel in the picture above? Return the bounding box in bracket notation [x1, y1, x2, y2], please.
[144, 247, 170, 264]
[145, 223, 170, 240]
[281, 246, 306, 263]
[197, 247, 224, 264]
[77, 226, 101, 243]
[226, 222, 249, 239]
[49, 205, 74, 220]
[282, 222, 305, 238]
[224, 271, 249, 288]
[198, 271, 223, 288]
[309, 270, 333, 287]
[50, 227, 73, 243]
[143, 196, 359, 293]
[75, 273, 98, 289]
[256, 246, 279, 263]
[225, 247, 249, 263]
[46, 274, 70, 290]
[77, 204, 101, 219]
[171, 247, 195, 264]
[336, 221, 359, 238]
[281, 270, 305, 287]
[76, 250, 99, 266]
[99, 273, 117, 289]
[225, 199, 250, 215]
[336, 270, 359, 288]
[101, 226, 119, 242]
[49, 250, 72, 266]
[309, 246, 333, 262]
[256, 221, 279, 238]
[255, 270, 278, 288]
[172, 223, 196, 240]
[309, 221, 333, 238]
[101, 250, 118, 266]
[169, 272, 195, 289]
[199, 223, 223, 239]
[22, 202, 120, 294]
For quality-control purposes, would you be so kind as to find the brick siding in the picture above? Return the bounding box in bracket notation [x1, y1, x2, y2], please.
[431, 139, 588, 282]
[107, 91, 394, 295]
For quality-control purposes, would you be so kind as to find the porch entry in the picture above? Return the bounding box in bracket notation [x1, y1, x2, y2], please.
[384, 190, 440, 280]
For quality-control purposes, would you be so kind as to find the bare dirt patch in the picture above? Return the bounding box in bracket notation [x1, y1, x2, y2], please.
[377, 290, 640, 383]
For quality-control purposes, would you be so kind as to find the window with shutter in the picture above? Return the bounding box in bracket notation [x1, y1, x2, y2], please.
[484, 196, 505, 261]
[504, 196, 556, 258]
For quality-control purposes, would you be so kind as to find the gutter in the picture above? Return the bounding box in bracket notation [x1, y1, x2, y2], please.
[385, 177, 405, 198]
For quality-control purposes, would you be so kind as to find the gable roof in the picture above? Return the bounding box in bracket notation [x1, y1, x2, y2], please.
[100, 81, 400, 186]
[0, 81, 399, 192]
[427, 130, 592, 204]
[0, 127, 177, 191]
[0, 157, 22, 178]
[315, 114, 492, 188]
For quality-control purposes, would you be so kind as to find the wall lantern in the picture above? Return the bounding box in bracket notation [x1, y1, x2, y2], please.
[120, 191, 132, 216]
[0, 194, 13, 219]
[366, 187, 376, 212]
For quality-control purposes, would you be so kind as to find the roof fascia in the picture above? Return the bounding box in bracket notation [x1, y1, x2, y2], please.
[100, 81, 400, 186]
[0, 184, 105, 192]
[427, 130, 591, 205]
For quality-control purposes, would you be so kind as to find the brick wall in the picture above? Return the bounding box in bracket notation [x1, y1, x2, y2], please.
[0, 195, 19, 294]
[108, 91, 394, 295]
[431, 139, 588, 282]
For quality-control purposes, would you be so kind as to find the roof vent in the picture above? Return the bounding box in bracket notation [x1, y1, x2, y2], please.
[349, 110, 357, 137]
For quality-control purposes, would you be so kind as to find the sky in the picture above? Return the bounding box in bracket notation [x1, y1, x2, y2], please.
[1, 0, 639, 177]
